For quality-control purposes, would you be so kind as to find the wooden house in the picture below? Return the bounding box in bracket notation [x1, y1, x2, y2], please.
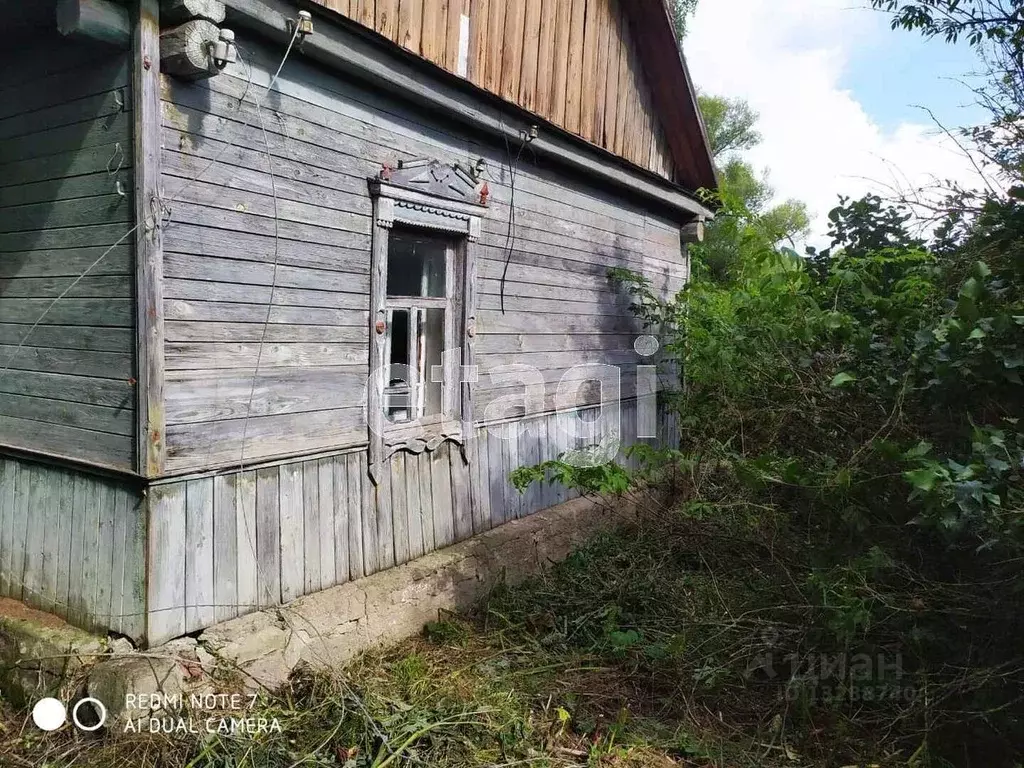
[0, 0, 715, 646]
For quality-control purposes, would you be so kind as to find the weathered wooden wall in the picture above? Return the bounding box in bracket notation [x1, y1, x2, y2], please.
[147, 398, 678, 645]
[0, 454, 146, 640]
[309, 0, 677, 180]
[159, 30, 686, 473]
[0, 30, 137, 470]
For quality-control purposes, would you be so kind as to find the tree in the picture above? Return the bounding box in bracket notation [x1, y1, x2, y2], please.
[668, 0, 699, 39]
[698, 95, 762, 159]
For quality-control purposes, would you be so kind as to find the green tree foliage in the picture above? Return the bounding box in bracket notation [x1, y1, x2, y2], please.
[695, 95, 810, 281]
[668, 0, 699, 39]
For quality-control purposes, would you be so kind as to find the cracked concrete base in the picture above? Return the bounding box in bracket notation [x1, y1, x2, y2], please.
[197, 493, 638, 691]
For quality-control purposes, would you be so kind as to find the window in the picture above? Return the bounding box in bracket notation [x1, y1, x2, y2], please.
[383, 230, 455, 423]
[366, 158, 489, 481]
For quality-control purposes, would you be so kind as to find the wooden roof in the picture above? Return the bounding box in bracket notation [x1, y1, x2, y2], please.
[307, 0, 717, 193]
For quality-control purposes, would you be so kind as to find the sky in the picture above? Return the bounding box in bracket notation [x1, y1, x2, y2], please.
[683, 0, 991, 246]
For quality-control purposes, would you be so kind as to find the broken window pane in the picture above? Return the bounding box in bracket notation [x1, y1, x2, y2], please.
[387, 230, 446, 298]
[384, 308, 446, 422]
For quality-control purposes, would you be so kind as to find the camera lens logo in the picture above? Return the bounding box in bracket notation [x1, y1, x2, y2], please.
[31, 697, 107, 732]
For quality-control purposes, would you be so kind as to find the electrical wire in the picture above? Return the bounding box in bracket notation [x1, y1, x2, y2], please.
[498, 127, 530, 315]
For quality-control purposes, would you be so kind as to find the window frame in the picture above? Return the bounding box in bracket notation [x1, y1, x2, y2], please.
[366, 160, 488, 483]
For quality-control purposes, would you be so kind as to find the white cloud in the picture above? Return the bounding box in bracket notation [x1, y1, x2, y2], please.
[684, 0, 987, 246]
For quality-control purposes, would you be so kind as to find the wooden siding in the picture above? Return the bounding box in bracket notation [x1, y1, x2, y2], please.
[309, 0, 677, 181]
[0, 33, 137, 470]
[159, 31, 686, 472]
[146, 398, 679, 644]
[0, 454, 146, 640]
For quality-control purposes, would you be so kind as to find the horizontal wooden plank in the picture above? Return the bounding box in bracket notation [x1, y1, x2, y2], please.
[0, 143, 129, 189]
[166, 342, 367, 370]
[165, 409, 365, 472]
[477, 308, 641, 336]
[0, 344, 133, 378]
[165, 298, 369, 326]
[0, 171, 134, 208]
[161, 148, 371, 216]
[163, 229, 369, 277]
[477, 332, 640, 355]
[478, 293, 636, 318]
[0, 246, 131, 281]
[165, 321, 366, 344]
[0, 88, 131, 142]
[0, 223, 135, 252]
[0, 194, 132, 234]
[0, 368, 134, 408]
[0, 414, 132, 470]
[169, 177, 370, 238]
[164, 278, 369, 310]
[0, 59, 130, 119]
[0, 392, 133, 436]
[0, 275, 130, 299]
[165, 367, 367, 423]
[164, 252, 369, 291]
[0, 297, 133, 326]
[0, 111, 132, 164]
[0, 324, 132, 352]
[162, 202, 369, 252]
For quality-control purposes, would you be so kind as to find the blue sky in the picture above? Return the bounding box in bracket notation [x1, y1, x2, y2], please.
[684, 0, 990, 242]
[841, 13, 987, 132]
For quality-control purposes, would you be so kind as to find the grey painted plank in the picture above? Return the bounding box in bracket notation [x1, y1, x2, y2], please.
[361, 454, 379, 575]
[65, 474, 89, 625]
[486, 427, 507, 528]
[163, 224, 370, 275]
[165, 342, 367, 371]
[346, 452, 364, 580]
[0, 298, 133, 327]
[164, 367, 366, 424]
[255, 466, 281, 608]
[165, 322, 366, 344]
[451, 446, 473, 542]
[235, 470, 259, 616]
[0, 194, 132, 234]
[0, 244, 130, 279]
[122, 490, 147, 641]
[213, 474, 239, 623]
[0, 274, 131, 299]
[302, 460, 321, 595]
[107, 484, 129, 635]
[9, 462, 31, 601]
[0, 58, 129, 119]
[278, 461, 304, 602]
[163, 277, 369, 309]
[92, 481, 115, 629]
[332, 457, 349, 585]
[431, 446, 455, 548]
[164, 411, 364, 474]
[0, 393, 134, 437]
[0, 324, 132, 353]
[0, 369, 134, 408]
[21, 464, 47, 605]
[185, 478, 215, 632]
[317, 458, 335, 591]
[0, 89, 130, 141]
[164, 297, 370, 327]
[391, 453, 409, 566]
[0, 111, 132, 164]
[0, 142, 131, 189]
[0, 345, 133, 379]
[376, 462, 395, 572]
[0, 223, 132, 253]
[0, 414, 133, 471]
[416, 451, 435, 555]
[0, 460, 15, 597]
[404, 452, 424, 560]
[470, 430, 491, 535]
[163, 250, 370, 295]
[147, 482, 187, 646]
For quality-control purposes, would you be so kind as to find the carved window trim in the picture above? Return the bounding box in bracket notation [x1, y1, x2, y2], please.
[367, 159, 489, 483]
